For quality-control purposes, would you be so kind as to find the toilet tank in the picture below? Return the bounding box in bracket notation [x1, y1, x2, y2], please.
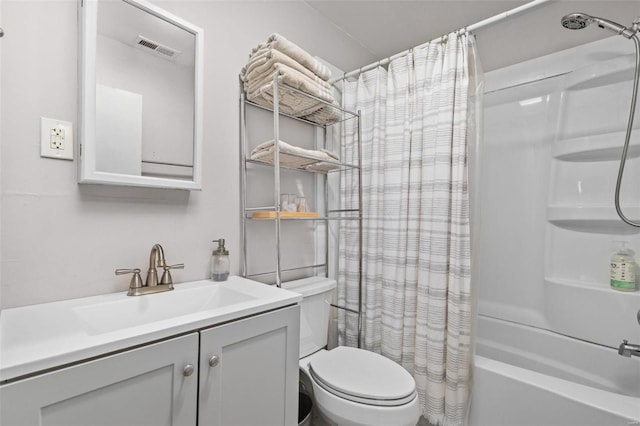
[282, 277, 337, 358]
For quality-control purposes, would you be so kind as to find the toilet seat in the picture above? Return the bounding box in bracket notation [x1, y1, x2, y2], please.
[308, 347, 417, 407]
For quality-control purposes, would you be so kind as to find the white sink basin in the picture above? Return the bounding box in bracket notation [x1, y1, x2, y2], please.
[73, 285, 256, 335]
[0, 276, 302, 382]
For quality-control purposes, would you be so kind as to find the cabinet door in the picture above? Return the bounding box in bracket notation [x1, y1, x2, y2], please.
[198, 305, 300, 426]
[1, 333, 198, 426]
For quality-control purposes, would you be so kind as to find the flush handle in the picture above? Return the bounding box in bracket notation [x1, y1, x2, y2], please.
[209, 355, 220, 367]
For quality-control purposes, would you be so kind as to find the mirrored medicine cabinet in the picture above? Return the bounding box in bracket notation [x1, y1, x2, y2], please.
[78, 0, 203, 190]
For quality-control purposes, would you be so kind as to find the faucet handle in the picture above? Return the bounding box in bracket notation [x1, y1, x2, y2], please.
[166, 263, 185, 269]
[115, 268, 144, 291]
[160, 263, 184, 285]
[115, 268, 140, 275]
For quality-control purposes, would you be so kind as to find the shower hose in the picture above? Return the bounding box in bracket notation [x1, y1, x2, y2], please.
[615, 33, 640, 227]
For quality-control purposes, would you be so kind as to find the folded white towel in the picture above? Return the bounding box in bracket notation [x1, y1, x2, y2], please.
[301, 104, 343, 125]
[250, 33, 331, 81]
[304, 161, 341, 173]
[249, 88, 326, 118]
[251, 149, 317, 169]
[243, 49, 332, 93]
[250, 139, 340, 170]
[245, 62, 335, 105]
[320, 148, 340, 161]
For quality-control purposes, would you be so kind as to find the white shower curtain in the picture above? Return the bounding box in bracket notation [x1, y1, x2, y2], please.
[338, 32, 481, 426]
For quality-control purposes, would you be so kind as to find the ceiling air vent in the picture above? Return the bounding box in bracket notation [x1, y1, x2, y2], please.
[134, 35, 181, 60]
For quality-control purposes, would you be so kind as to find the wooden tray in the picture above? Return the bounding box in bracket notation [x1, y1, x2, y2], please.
[251, 211, 319, 219]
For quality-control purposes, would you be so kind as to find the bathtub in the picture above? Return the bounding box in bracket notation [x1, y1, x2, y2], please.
[468, 315, 640, 426]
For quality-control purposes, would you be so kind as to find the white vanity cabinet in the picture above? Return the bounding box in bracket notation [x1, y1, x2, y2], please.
[0, 305, 300, 426]
[0, 333, 199, 426]
[198, 305, 300, 426]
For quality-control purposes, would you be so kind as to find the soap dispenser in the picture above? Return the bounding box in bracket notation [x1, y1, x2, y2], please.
[211, 239, 230, 282]
[610, 241, 637, 291]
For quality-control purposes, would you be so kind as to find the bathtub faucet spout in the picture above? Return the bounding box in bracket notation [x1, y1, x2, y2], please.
[618, 340, 640, 357]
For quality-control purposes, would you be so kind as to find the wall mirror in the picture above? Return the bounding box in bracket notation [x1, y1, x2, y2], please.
[79, 0, 203, 190]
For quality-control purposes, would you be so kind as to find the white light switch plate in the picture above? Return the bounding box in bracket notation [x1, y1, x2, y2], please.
[41, 117, 73, 160]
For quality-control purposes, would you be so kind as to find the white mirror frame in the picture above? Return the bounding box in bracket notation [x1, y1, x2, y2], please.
[78, 0, 203, 190]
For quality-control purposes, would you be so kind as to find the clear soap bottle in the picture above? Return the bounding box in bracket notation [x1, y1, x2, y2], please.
[211, 239, 229, 282]
[610, 241, 637, 291]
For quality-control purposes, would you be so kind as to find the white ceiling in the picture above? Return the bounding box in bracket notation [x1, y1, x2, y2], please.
[303, 0, 640, 72]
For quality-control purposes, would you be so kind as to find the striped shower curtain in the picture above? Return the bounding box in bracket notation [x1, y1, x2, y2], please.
[338, 32, 481, 426]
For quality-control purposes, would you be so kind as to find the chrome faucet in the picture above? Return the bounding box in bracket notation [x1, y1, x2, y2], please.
[618, 340, 640, 358]
[116, 244, 184, 296]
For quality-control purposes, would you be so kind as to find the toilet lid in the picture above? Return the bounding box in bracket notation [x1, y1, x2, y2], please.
[308, 347, 416, 406]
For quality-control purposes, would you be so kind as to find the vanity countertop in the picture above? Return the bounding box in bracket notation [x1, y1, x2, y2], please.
[0, 277, 301, 383]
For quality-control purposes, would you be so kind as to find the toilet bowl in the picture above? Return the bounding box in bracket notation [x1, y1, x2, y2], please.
[300, 348, 420, 426]
[283, 277, 421, 426]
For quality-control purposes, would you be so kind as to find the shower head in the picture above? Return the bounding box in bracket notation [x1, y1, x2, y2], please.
[561, 13, 592, 30]
[561, 13, 636, 38]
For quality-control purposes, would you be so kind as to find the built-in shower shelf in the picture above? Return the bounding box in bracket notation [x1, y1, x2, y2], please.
[547, 206, 640, 234]
[564, 55, 635, 92]
[553, 130, 640, 162]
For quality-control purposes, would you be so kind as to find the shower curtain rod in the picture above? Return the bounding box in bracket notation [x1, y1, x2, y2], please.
[330, 0, 556, 83]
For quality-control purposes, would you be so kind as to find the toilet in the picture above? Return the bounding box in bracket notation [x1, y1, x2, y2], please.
[283, 277, 421, 426]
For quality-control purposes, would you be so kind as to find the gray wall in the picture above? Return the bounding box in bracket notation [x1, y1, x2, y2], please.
[0, 0, 375, 308]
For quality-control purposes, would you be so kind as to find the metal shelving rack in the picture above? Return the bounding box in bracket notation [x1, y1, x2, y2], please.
[239, 72, 363, 345]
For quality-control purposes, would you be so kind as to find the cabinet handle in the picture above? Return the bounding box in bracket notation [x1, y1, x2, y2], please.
[209, 355, 220, 367]
[183, 364, 194, 376]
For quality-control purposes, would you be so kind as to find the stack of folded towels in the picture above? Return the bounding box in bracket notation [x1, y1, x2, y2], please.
[241, 34, 341, 125]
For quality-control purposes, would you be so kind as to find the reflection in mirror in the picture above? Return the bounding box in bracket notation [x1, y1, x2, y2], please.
[79, 0, 203, 190]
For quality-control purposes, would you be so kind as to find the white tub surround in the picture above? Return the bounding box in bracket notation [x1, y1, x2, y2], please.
[0, 276, 301, 382]
[474, 35, 640, 426]
[478, 35, 640, 351]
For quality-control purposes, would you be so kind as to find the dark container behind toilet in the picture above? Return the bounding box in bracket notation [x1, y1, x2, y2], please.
[299, 376, 312, 425]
